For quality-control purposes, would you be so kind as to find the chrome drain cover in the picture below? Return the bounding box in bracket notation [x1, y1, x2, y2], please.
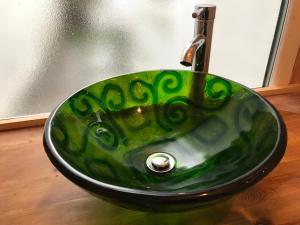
[146, 153, 175, 173]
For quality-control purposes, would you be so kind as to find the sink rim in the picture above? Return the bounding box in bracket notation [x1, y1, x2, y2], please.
[43, 70, 287, 203]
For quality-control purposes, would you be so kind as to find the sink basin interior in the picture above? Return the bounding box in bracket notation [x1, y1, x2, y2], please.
[47, 70, 282, 194]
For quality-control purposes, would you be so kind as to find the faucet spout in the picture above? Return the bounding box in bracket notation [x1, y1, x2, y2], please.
[180, 4, 216, 73]
[180, 35, 205, 67]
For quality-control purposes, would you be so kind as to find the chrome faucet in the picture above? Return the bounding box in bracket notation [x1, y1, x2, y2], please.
[180, 4, 216, 73]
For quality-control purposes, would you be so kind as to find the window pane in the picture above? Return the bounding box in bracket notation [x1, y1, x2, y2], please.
[0, 0, 283, 119]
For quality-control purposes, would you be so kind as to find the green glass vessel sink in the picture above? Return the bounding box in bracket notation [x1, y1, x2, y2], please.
[43, 70, 286, 212]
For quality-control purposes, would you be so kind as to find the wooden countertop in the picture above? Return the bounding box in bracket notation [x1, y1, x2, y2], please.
[1, 92, 300, 225]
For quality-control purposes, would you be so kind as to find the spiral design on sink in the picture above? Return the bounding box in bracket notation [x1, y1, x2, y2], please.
[159, 96, 193, 130]
[153, 70, 183, 101]
[67, 85, 127, 151]
[89, 121, 119, 151]
[153, 71, 186, 131]
[129, 79, 155, 104]
[128, 71, 189, 131]
[51, 116, 89, 156]
[84, 158, 120, 181]
[129, 70, 183, 104]
[165, 97, 189, 125]
[69, 90, 99, 117]
[101, 83, 125, 111]
[234, 95, 263, 131]
[201, 77, 232, 109]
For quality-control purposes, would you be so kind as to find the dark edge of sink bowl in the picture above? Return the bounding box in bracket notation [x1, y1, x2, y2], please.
[43, 70, 287, 207]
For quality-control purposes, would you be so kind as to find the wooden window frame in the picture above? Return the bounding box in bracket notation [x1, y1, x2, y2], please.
[267, 0, 300, 86]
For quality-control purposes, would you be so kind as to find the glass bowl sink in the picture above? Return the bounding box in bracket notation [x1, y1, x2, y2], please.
[43, 70, 286, 212]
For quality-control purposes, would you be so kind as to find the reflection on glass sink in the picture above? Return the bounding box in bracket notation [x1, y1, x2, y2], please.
[43, 70, 286, 212]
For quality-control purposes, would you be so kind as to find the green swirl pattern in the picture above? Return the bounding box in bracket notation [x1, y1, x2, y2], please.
[101, 83, 126, 111]
[51, 116, 89, 156]
[89, 121, 119, 151]
[202, 77, 232, 109]
[129, 79, 154, 104]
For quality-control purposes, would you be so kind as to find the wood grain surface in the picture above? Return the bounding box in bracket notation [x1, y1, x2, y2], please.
[0, 93, 300, 225]
[291, 46, 300, 84]
[0, 113, 49, 131]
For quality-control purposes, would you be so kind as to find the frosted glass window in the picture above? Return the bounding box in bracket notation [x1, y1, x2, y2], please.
[0, 0, 284, 119]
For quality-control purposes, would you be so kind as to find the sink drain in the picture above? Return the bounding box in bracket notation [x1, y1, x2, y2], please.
[146, 153, 175, 173]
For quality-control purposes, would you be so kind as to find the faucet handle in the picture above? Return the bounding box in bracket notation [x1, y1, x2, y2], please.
[192, 4, 216, 20]
[192, 8, 204, 18]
